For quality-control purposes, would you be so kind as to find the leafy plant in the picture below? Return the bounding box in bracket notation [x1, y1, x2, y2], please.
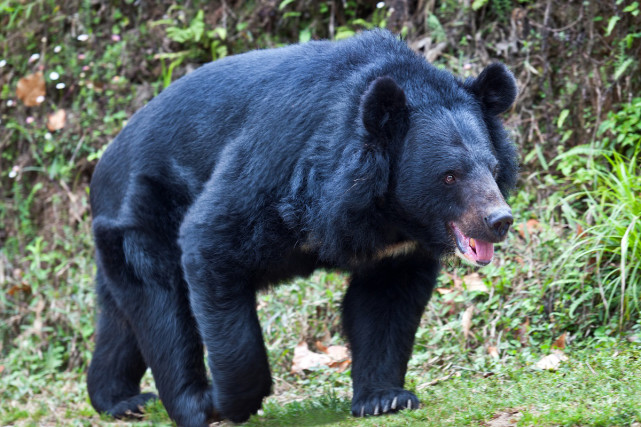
[550, 99, 641, 333]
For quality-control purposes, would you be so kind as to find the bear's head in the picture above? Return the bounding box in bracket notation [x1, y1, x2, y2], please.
[360, 63, 518, 267]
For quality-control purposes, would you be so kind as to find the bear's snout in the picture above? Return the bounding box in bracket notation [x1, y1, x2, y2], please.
[484, 209, 513, 239]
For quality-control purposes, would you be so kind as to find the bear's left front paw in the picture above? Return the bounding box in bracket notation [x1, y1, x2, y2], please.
[351, 388, 419, 417]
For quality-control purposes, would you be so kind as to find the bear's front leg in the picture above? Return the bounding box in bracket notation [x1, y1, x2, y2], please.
[182, 253, 273, 423]
[342, 251, 439, 417]
[181, 220, 273, 423]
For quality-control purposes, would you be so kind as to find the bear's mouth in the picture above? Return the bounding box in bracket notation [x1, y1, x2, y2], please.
[449, 222, 494, 267]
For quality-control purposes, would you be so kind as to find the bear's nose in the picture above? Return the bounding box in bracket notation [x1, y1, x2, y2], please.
[484, 209, 513, 238]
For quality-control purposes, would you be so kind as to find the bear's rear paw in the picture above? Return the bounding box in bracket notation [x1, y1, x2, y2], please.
[216, 382, 271, 423]
[217, 395, 264, 423]
[168, 385, 221, 427]
[351, 388, 419, 417]
[103, 392, 158, 419]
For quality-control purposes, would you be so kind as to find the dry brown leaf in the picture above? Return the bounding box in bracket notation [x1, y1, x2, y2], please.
[291, 342, 331, 374]
[534, 350, 568, 371]
[552, 332, 567, 349]
[7, 283, 32, 296]
[518, 219, 540, 238]
[47, 109, 66, 131]
[325, 345, 349, 361]
[16, 72, 46, 107]
[328, 359, 351, 373]
[435, 287, 453, 295]
[461, 305, 475, 339]
[462, 273, 488, 293]
[488, 346, 499, 360]
[292, 342, 351, 374]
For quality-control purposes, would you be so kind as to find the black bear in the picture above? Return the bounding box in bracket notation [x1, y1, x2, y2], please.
[87, 29, 517, 426]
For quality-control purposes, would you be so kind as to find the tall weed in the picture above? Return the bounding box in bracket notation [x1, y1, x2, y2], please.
[550, 99, 641, 334]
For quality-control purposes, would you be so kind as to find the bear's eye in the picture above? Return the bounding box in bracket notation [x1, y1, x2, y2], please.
[444, 174, 456, 185]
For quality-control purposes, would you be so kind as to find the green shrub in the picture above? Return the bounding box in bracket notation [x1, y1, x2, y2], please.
[550, 99, 641, 334]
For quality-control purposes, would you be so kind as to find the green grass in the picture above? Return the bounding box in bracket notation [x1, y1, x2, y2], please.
[3, 344, 639, 426]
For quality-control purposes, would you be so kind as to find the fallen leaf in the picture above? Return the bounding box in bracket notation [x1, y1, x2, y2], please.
[325, 345, 349, 361]
[534, 350, 568, 371]
[328, 359, 351, 373]
[435, 287, 453, 295]
[16, 72, 46, 106]
[0, 365, 4, 374]
[47, 108, 66, 131]
[7, 283, 32, 296]
[488, 346, 499, 359]
[552, 332, 567, 349]
[518, 219, 540, 238]
[461, 305, 475, 339]
[462, 273, 488, 292]
[291, 342, 331, 374]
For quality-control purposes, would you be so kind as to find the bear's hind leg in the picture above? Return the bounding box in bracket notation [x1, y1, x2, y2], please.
[87, 277, 156, 418]
[91, 220, 217, 427]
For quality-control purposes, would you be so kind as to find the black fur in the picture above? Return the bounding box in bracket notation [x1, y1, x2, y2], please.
[88, 29, 518, 426]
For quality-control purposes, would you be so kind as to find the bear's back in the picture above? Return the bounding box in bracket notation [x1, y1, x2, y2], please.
[90, 30, 422, 218]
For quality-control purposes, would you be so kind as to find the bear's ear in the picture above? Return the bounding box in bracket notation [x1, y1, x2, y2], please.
[465, 63, 517, 116]
[360, 76, 409, 142]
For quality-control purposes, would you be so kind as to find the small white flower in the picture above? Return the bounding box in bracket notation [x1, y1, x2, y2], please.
[44, 132, 52, 140]
[36, 95, 45, 104]
[28, 53, 40, 63]
[0, 59, 6, 68]
[9, 165, 19, 179]
[56, 82, 66, 89]
[77, 34, 89, 42]
[49, 71, 60, 80]
[376, 1, 385, 8]
[7, 99, 14, 107]
[54, 45, 62, 53]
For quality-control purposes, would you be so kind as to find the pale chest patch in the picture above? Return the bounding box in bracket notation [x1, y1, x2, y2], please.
[375, 241, 419, 260]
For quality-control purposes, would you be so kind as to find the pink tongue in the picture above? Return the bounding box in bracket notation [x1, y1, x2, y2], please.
[474, 240, 494, 262]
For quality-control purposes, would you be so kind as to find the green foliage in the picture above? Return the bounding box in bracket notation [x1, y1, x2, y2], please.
[599, 97, 641, 157]
[155, 8, 228, 86]
[163, 9, 228, 61]
[549, 99, 641, 334]
[552, 150, 641, 332]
